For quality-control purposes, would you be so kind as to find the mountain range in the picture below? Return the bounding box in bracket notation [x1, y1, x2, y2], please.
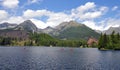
[51, 21, 100, 40]
[0, 20, 101, 40]
[103, 26, 120, 34]
[95, 26, 120, 35]
[0, 22, 17, 29]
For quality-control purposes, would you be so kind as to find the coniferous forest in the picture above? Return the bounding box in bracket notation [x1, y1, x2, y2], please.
[0, 33, 87, 47]
[98, 31, 120, 50]
[0, 31, 120, 49]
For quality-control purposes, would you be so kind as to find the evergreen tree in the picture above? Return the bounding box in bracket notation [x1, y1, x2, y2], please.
[98, 33, 104, 49]
[116, 33, 120, 41]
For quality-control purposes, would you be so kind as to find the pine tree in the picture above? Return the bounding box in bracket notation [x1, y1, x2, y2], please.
[98, 33, 104, 49]
[116, 33, 120, 41]
[110, 31, 115, 48]
[103, 33, 107, 47]
[115, 33, 120, 48]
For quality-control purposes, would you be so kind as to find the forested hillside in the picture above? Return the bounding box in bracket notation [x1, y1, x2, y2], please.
[0, 33, 87, 47]
[98, 31, 120, 50]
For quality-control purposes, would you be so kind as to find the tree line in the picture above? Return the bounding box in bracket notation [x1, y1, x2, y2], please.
[0, 33, 87, 47]
[28, 33, 87, 47]
[98, 31, 120, 50]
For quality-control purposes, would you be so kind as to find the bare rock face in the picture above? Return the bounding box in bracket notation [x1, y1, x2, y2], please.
[0, 30, 29, 40]
[15, 20, 38, 32]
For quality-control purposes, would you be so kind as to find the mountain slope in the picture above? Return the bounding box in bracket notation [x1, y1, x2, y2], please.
[0, 30, 29, 40]
[103, 26, 120, 34]
[15, 20, 38, 32]
[41, 26, 55, 34]
[95, 30, 102, 34]
[52, 21, 100, 40]
[56, 21, 80, 31]
[0, 20, 100, 40]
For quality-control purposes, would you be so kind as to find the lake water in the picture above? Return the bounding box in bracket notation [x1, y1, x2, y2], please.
[0, 47, 120, 70]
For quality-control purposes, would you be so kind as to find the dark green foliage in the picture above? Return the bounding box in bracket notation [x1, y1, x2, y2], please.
[30, 33, 56, 46]
[98, 31, 120, 50]
[0, 37, 12, 46]
[55, 40, 86, 47]
[24, 40, 33, 46]
[29, 33, 87, 47]
[98, 33, 104, 49]
[55, 25, 100, 40]
[0, 32, 87, 47]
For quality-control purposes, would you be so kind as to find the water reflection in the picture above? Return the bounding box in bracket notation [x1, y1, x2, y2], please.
[0, 47, 120, 70]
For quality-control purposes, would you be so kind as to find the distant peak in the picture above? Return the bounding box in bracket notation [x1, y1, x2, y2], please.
[67, 20, 83, 26]
[69, 20, 77, 23]
[21, 20, 35, 26]
[59, 20, 81, 26]
[24, 20, 32, 23]
[46, 26, 52, 28]
[44, 26, 54, 30]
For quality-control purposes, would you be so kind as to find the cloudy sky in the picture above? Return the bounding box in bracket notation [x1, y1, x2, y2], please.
[0, 0, 120, 31]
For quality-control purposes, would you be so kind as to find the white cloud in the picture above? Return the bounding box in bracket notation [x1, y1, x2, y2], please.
[28, 0, 42, 4]
[2, 0, 19, 9]
[83, 20, 104, 30]
[30, 18, 47, 29]
[104, 18, 120, 29]
[95, 18, 120, 31]
[112, 25, 120, 27]
[71, 2, 96, 20]
[1, 16, 25, 24]
[23, 9, 73, 28]
[30, 0, 42, 3]
[46, 12, 73, 27]
[81, 11, 102, 19]
[21, 0, 43, 9]
[0, 8, 73, 29]
[23, 9, 51, 18]
[70, 2, 110, 31]
[72, 2, 93, 14]
[99, 6, 108, 12]
[71, 2, 108, 20]
[1, 1, 119, 31]
[112, 6, 118, 11]
[76, 2, 96, 12]
[0, 10, 8, 21]
[86, 18, 120, 31]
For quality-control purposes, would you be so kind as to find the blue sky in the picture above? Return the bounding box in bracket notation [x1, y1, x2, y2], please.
[0, 0, 120, 30]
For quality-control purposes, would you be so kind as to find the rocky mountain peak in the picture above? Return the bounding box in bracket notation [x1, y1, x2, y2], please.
[55, 20, 82, 30]
[24, 20, 32, 22]
[15, 20, 38, 32]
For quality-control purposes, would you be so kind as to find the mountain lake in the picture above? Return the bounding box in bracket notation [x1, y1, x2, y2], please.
[0, 47, 120, 70]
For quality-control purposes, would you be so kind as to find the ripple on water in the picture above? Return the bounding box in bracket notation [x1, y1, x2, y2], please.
[0, 47, 120, 70]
